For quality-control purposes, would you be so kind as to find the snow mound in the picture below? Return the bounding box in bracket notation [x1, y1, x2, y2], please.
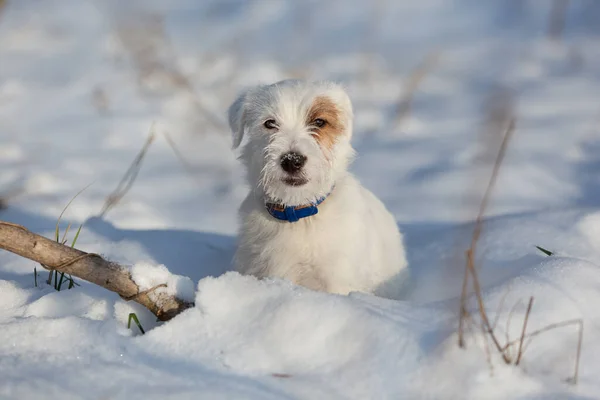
[130, 262, 195, 302]
[139, 272, 443, 399]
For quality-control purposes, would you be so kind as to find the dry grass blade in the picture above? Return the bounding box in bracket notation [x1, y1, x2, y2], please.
[466, 249, 510, 363]
[574, 319, 583, 384]
[480, 319, 494, 375]
[547, 0, 570, 40]
[114, 13, 226, 133]
[491, 286, 512, 331]
[458, 275, 470, 348]
[60, 223, 72, 245]
[0, 0, 6, 20]
[458, 117, 516, 350]
[271, 373, 292, 379]
[504, 298, 525, 361]
[501, 318, 583, 383]
[391, 51, 440, 131]
[99, 128, 155, 218]
[515, 297, 534, 365]
[470, 118, 516, 253]
[48, 183, 93, 285]
[55, 183, 93, 243]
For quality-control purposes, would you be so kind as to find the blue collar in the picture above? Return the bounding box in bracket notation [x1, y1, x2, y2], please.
[265, 189, 333, 223]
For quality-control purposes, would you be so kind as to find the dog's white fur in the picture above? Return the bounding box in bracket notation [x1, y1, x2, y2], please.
[229, 79, 408, 296]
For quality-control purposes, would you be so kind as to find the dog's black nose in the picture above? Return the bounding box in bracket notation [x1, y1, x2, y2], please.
[280, 152, 307, 174]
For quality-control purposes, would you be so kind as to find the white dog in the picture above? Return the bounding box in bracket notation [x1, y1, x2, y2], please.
[229, 79, 408, 296]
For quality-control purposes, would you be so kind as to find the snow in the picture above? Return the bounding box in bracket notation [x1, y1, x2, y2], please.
[130, 262, 196, 303]
[1, 0, 600, 399]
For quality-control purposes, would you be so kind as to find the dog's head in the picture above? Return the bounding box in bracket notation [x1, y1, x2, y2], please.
[229, 80, 354, 206]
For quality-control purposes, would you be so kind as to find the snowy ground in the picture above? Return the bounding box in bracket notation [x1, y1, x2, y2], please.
[1, 0, 600, 399]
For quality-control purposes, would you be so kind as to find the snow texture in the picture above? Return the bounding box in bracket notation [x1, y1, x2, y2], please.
[1, 0, 600, 399]
[130, 262, 195, 302]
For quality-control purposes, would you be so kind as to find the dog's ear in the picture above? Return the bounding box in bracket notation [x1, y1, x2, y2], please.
[228, 89, 250, 149]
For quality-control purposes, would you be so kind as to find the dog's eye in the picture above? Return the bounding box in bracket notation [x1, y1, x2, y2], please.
[313, 118, 327, 128]
[263, 119, 278, 130]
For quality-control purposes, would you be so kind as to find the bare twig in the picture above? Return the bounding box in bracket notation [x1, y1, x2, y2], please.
[458, 118, 516, 350]
[466, 249, 511, 363]
[504, 298, 525, 361]
[470, 118, 516, 252]
[480, 319, 494, 376]
[523, 318, 583, 384]
[0, 220, 192, 320]
[99, 128, 155, 218]
[515, 297, 534, 365]
[502, 318, 583, 383]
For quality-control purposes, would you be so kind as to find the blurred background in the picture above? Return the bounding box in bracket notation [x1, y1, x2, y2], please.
[0, 0, 599, 234]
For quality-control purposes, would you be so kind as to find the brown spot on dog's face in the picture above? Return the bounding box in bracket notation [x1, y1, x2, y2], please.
[305, 96, 344, 152]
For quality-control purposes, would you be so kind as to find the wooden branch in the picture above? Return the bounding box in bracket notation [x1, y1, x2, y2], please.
[0, 221, 193, 321]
